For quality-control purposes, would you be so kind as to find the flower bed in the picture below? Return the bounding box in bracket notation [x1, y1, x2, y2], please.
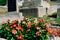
[0, 17, 51, 40]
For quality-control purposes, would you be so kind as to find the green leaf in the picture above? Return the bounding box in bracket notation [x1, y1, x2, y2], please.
[11, 37, 15, 40]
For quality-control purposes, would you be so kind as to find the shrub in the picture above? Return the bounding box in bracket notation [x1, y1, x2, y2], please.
[0, 17, 50, 40]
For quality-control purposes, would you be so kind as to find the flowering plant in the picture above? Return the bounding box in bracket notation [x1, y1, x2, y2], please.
[0, 17, 51, 40]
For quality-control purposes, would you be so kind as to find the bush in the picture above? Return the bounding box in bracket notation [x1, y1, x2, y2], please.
[0, 17, 50, 40]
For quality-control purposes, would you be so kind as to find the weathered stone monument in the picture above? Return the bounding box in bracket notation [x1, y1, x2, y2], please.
[20, 0, 50, 17]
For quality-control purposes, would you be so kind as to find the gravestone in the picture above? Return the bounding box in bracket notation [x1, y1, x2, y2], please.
[8, 0, 16, 12]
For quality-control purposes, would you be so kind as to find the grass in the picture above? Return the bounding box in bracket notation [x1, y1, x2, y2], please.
[43, 13, 60, 26]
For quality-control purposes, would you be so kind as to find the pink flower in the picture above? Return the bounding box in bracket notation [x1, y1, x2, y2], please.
[27, 22, 31, 29]
[36, 27, 40, 30]
[36, 32, 40, 36]
[2, 21, 5, 24]
[13, 24, 17, 27]
[8, 19, 10, 22]
[12, 30, 17, 34]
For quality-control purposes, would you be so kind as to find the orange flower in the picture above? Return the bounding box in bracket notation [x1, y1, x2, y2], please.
[36, 32, 40, 36]
[17, 34, 23, 40]
[16, 26, 21, 30]
[27, 22, 31, 29]
[46, 24, 51, 33]
[20, 27, 24, 32]
[5, 27, 9, 30]
[12, 30, 17, 34]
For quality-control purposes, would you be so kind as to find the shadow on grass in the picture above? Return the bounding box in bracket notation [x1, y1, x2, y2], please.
[48, 13, 57, 18]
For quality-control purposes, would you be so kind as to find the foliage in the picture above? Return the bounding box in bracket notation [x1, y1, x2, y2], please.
[0, 0, 6, 6]
[0, 17, 51, 40]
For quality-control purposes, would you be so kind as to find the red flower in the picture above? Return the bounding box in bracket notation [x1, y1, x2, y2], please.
[10, 26, 13, 28]
[5, 27, 9, 30]
[27, 22, 31, 29]
[50, 28, 58, 36]
[17, 34, 23, 40]
[38, 19, 42, 22]
[38, 19, 44, 22]
[36, 32, 40, 36]
[12, 30, 17, 34]
[13, 24, 17, 27]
